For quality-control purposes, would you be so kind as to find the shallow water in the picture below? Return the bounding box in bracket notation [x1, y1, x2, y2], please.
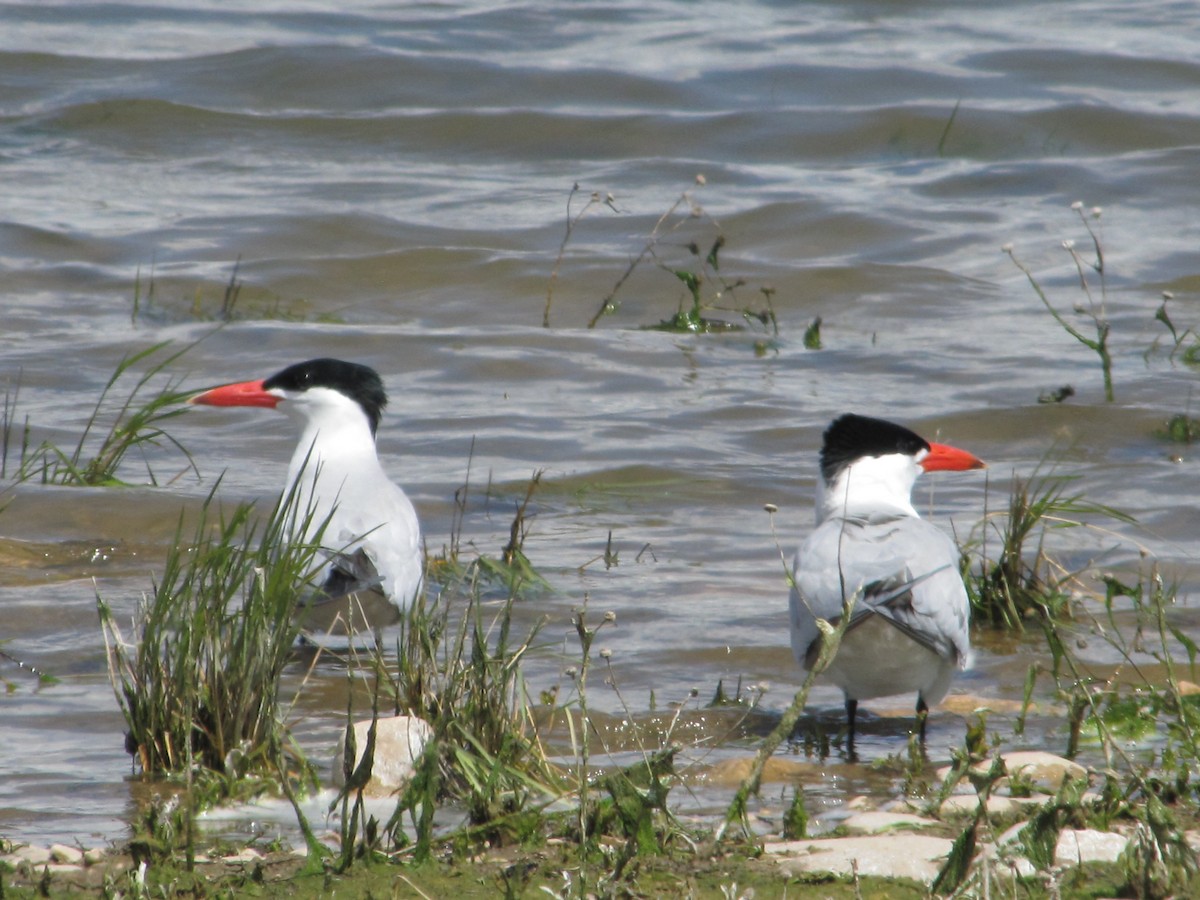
[4, 0, 1200, 848]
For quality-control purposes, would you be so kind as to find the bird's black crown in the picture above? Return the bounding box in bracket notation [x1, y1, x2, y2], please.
[263, 358, 388, 435]
[819, 413, 930, 483]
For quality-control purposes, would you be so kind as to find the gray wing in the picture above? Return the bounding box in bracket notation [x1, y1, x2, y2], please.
[789, 513, 971, 671]
[319, 547, 385, 597]
[295, 548, 401, 634]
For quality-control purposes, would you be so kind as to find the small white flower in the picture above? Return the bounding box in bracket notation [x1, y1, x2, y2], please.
[1062, 239, 1076, 250]
[1001, 242, 1014, 253]
[1091, 206, 1103, 218]
[603, 610, 617, 623]
[599, 648, 613, 659]
[1070, 200, 1084, 210]
[764, 502, 778, 514]
[695, 173, 707, 185]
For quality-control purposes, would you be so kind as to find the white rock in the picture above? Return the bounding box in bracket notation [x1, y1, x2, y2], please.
[765, 834, 955, 885]
[1055, 828, 1128, 865]
[332, 715, 433, 796]
[985, 821, 1128, 873]
[1002, 751, 1088, 792]
[49, 844, 84, 865]
[938, 793, 1041, 818]
[979, 841, 1038, 879]
[221, 847, 263, 864]
[936, 751, 1087, 795]
[841, 811, 938, 834]
[7, 845, 52, 865]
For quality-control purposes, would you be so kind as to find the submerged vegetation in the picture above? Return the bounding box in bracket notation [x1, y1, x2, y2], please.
[543, 178, 782, 338]
[131, 258, 345, 325]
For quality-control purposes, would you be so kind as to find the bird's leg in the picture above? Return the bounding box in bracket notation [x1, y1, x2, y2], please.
[845, 698, 858, 757]
[916, 696, 929, 743]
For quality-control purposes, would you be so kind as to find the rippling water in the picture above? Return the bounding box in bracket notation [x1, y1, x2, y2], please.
[4, 0, 1200, 848]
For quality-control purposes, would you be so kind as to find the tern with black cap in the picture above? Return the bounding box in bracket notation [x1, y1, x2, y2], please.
[191, 358, 422, 632]
[789, 413, 985, 748]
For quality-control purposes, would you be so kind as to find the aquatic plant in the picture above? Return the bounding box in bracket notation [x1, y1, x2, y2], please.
[383, 578, 559, 862]
[1004, 201, 1113, 401]
[1, 341, 199, 487]
[964, 463, 1134, 630]
[98, 479, 325, 781]
[543, 183, 620, 328]
[0, 645, 56, 689]
[1025, 565, 1200, 895]
[427, 458, 551, 594]
[131, 258, 343, 325]
[543, 177, 782, 336]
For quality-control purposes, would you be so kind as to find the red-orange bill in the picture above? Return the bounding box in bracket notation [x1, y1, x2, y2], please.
[921, 441, 986, 472]
[190, 379, 280, 409]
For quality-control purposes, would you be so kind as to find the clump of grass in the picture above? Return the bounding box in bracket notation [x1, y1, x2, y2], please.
[98, 479, 325, 782]
[428, 458, 551, 595]
[325, 478, 564, 865]
[964, 464, 1134, 630]
[802, 316, 823, 350]
[934, 560, 1200, 897]
[1020, 564, 1200, 894]
[2, 341, 199, 487]
[1157, 412, 1200, 445]
[383, 567, 561, 861]
[929, 723, 1008, 896]
[1004, 201, 1113, 401]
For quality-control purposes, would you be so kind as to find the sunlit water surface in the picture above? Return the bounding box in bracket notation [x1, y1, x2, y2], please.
[4, 0, 1200, 848]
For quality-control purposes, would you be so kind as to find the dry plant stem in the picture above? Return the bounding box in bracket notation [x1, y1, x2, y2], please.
[543, 185, 613, 328]
[1004, 212, 1113, 401]
[764, 505, 795, 589]
[221, 257, 242, 321]
[586, 183, 701, 329]
[0, 646, 51, 682]
[572, 601, 598, 854]
[719, 602, 853, 840]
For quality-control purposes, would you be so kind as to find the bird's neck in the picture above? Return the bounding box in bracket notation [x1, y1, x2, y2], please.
[816, 456, 920, 524]
[282, 410, 383, 537]
[288, 405, 379, 469]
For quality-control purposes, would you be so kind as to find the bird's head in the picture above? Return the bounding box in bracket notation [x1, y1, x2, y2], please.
[817, 413, 985, 518]
[190, 358, 388, 436]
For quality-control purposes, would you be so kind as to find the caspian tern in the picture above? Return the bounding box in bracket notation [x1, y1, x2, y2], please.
[190, 358, 423, 632]
[788, 413, 985, 747]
